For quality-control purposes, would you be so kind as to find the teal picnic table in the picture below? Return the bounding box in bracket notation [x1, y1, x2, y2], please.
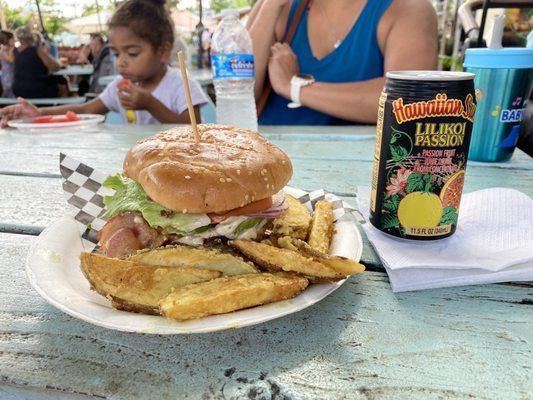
[0, 124, 531, 400]
[54, 65, 94, 77]
[0, 97, 87, 107]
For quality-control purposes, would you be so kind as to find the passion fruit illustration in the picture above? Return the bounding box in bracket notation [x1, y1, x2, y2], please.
[440, 170, 465, 209]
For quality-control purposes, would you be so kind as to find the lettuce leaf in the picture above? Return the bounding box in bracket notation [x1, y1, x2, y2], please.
[103, 173, 211, 235]
[233, 217, 264, 235]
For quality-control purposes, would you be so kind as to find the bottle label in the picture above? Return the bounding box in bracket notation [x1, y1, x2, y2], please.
[212, 54, 254, 79]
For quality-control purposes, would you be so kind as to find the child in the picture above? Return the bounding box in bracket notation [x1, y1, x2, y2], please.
[0, 0, 207, 127]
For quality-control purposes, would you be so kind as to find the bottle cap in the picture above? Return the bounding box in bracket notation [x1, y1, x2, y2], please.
[221, 9, 240, 18]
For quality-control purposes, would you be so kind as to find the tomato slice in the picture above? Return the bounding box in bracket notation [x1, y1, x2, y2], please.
[32, 116, 53, 123]
[49, 117, 70, 123]
[33, 112, 79, 123]
[65, 111, 79, 121]
[208, 197, 273, 224]
[117, 79, 132, 89]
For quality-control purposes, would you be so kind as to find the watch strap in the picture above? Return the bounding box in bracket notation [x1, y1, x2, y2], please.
[290, 77, 302, 105]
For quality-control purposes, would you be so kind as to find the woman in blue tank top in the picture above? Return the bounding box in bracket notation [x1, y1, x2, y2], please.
[248, 0, 438, 125]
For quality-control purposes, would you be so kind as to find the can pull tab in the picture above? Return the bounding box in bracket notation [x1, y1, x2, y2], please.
[488, 14, 505, 50]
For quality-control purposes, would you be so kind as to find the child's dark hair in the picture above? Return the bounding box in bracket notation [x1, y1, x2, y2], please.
[109, 0, 174, 50]
[0, 30, 14, 45]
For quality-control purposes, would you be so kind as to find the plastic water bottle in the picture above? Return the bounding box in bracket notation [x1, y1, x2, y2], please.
[211, 9, 258, 131]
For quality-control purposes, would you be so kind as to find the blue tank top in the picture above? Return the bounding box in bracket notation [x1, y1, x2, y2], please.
[259, 0, 392, 125]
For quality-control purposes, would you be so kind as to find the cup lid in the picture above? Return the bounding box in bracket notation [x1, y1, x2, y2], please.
[464, 48, 533, 69]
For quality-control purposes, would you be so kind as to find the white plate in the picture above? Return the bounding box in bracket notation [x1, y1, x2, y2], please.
[26, 212, 363, 335]
[8, 114, 105, 130]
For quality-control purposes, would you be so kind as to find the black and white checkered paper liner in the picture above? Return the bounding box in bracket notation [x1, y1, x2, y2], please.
[59, 153, 365, 252]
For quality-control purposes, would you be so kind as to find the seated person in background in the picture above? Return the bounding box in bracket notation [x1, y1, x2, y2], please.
[248, 0, 438, 125]
[77, 33, 114, 95]
[1, 0, 206, 126]
[12, 26, 64, 98]
[0, 30, 15, 98]
[76, 43, 92, 64]
[33, 30, 59, 59]
[169, 34, 189, 68]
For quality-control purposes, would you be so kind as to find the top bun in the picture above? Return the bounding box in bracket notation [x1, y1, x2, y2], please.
[124, 124, 293, 214]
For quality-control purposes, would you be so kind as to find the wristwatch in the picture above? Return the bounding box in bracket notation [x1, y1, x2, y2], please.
[288, 74, 315, 109]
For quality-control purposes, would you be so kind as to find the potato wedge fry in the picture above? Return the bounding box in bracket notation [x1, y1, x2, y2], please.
[128, 245, 258, 276]
[307, 200, 334, 253]
[276, 236, 298, 251]
[271, 195, 312, 240]
[80, 252, 221, 315]
[230, 239, 344, 281]
[291, 239, 365, 276]
[160, 272, 308, 321]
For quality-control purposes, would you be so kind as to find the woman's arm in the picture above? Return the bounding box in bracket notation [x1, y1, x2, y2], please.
[0, 47, 15, 63]
[76, 44, 91, 65]
[379, 0, 438, 73]
[247, 0, 291, 98]
[6, 47, 14, 63]
[300, 79, 386, 124]
[36, 45, 61, 73]
[268, 0, 437, 123]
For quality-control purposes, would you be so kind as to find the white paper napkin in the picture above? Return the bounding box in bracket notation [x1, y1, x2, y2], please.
[357, 186, 533, 292]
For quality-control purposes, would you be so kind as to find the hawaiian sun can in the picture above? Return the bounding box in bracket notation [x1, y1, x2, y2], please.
[370, 71, 476, 240]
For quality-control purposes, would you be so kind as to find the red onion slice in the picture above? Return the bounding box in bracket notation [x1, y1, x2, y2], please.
[245, 197, 288, 218]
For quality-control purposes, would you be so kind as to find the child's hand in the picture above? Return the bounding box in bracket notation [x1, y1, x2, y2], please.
[1, 98, 40, 128]
[118, 84, 153, 111]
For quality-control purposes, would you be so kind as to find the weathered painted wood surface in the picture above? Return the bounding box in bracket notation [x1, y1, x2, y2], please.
[1, 234, 532, 400]
[1, 126, 532, 196]
[1, 125, 532, 399]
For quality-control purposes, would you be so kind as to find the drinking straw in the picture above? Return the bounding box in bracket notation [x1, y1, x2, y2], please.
[178, 51, 200, 143]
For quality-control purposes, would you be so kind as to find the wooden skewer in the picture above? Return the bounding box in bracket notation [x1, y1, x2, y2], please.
[178, 51, 200, 143]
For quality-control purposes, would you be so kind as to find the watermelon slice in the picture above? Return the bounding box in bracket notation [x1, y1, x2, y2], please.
[32, 112, 80, 124]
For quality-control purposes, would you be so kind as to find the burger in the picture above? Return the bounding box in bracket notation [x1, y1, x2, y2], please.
[98, 124, 293, 258]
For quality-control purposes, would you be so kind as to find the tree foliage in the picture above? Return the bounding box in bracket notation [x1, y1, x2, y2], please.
[81, 4, 102, 17]
[2, 1, 65, 37]
[3, 6, 31, 29]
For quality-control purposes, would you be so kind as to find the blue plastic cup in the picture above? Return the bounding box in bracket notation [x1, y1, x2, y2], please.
[464, 48, 533, 162]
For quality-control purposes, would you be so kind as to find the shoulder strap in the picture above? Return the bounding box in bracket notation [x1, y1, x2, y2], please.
[256, 0, 311, 117]
[283, 0, 310, 43]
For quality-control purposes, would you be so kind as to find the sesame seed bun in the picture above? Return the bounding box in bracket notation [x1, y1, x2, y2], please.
[123, 124, 293, 214]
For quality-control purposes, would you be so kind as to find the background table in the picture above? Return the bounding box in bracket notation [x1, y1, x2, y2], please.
[0, 97, 87, 107]
[0, 124, 531, 399]
[54, 65, 94, 77]
[189, 67, 213, 87]
[99, 67, 213, 89]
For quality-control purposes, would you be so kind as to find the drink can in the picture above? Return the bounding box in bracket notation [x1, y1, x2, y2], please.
[370, 71, 476, 240]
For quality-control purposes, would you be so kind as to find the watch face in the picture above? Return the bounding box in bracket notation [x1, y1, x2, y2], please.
[296, 74, 314, 83]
